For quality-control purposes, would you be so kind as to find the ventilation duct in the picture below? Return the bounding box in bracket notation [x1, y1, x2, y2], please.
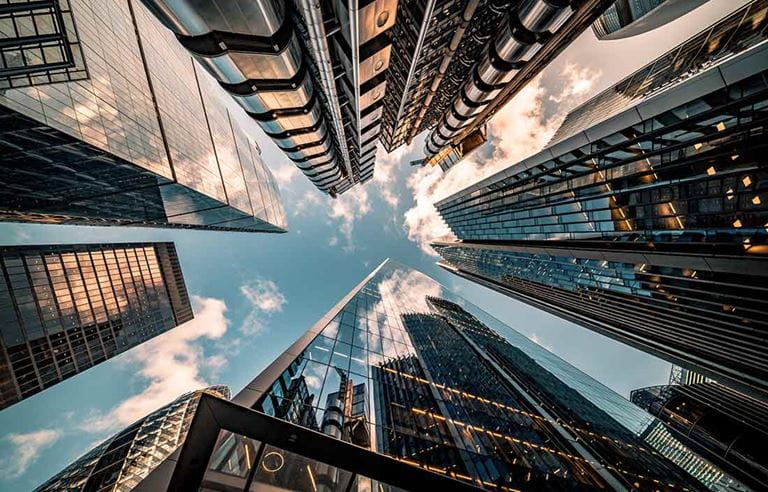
[425, 0, 572, 158]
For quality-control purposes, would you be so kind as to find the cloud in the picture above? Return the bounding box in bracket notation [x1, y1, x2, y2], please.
[528, 333, 554, 351]
[239, 278, 287, 336]
[327, 185, 371, 252]
[549, 62, 602, 104]
[403, 64, 603, 255]
[373, 142, 417, 209]
[270, 159, 300, 187]
[292, 190, 323, 217]
[0, 429, 62, 479]
[81, 296, 229, 432]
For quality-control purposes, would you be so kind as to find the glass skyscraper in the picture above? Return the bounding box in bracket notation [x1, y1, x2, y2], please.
[0, 0, 286, 233]
[135, 260, 746, 491]
[433, 0, 768, 400]
[0, 242, 193, 410]
[36, 385, 230, 492]
[591, 0, 709, 40]
[631, 374, 768, 490]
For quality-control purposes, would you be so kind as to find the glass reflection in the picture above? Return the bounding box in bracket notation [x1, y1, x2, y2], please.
[253, 261, 745, 491]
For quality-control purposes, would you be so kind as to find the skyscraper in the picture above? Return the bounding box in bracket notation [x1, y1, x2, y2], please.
[592, 0, 709, 40]
[139, 0, 398, 196]
[631, 370, 768, 490]
[0, 0, 286, 232]
[139, 0, 617, 182]
[419, 0, 616, 171]
[36, 385, 230, 492]
[433, 0, 768, 400]
[0, 242, 193, 410]
[134, 260, 745, 491]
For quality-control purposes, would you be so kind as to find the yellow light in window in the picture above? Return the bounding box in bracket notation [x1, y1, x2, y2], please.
[716, 121, 726, 132]
[306, 465, 317, 492]
[753, 196, 761, 205]
[743, 176, 752, 187]
[706, 166, 716, 176]
[733, 219, 743, 228]
[731, 154, 739, 160]
[693, 142, 703, 150]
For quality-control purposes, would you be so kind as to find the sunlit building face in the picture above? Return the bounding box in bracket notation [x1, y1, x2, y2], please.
[0, 0, 286, 233]
[0, 242, 192, 410]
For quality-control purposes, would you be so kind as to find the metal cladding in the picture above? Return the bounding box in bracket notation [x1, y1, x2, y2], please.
[140, 0, 397, 196]
[425, 0, 571, 158]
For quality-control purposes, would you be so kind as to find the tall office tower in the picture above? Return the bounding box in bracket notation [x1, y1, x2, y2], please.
[433, 0, 768, 400]
[0, 0, 286, 233]
[592, 0, 709, 40]
[419, 0, 616, 171]
[135, 260, 746, 491]
[0, 242, 193, 411]
[36, 385, 230, 492]
[631, 372, 768, 490]
[139, 0, 397, 196]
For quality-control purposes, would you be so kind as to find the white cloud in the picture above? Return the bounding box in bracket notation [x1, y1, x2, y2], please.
[328, 236, 339, 246]
[81, 296, 229, 432]
[0, 429, 62, 479]
[239, 278, 287, 336]
[549, 62, 602, 104]
[240, 279, 286, 313]
[327, 185, 371, 252]
[270, 159, 300, 187]
[373, 142, 416, 209]
[403, 64, 602, 255]
[528, 333, 554, 351]
[292, 190, 323, 217]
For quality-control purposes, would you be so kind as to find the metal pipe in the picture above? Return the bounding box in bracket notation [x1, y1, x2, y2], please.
[424, 0, 572, 160]
[140, 0, 343, 194]
[407, 0, 481, 142]
[297, 0, 353, 177]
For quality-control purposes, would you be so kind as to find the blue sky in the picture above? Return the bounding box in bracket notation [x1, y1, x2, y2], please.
[0, 1, 744, 489]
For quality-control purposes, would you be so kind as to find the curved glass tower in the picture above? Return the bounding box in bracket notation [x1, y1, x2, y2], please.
[36, 385, 230, 492]
[592, 0, 709, 40]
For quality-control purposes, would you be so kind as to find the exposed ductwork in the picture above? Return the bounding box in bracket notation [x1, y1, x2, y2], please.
[406, 0, 482, 143]
[425, 0, 572, 159]
[140, 0, 396, 196]
[141, 0, 344, 192]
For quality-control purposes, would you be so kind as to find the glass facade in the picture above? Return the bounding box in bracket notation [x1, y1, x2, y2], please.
[0, 0, 89, 89]
[0, 0, 286, 233]
[36, 385, 230, 492]
[202, 260, 744, 491]
[433, 9, 768, 401]
[0, 242, 193, 410]
[591, 0, 708, 40]
[631, 379, 768, 490]
[560, 1, 767, 144]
